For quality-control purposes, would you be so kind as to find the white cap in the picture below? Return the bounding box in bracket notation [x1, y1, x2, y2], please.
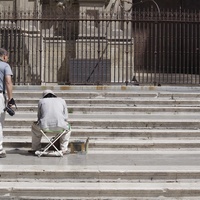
[42, 90, 57, 98]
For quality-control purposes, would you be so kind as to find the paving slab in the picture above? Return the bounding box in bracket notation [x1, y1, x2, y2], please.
[1, 148, 200, 166]
[2, 181, 200, 198]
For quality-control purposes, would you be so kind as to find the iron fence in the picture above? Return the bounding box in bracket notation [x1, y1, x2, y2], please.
[0, 8, 199, 85]
[132, 8, 200, 85]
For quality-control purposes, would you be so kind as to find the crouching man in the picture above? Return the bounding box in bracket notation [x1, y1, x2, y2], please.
[29, 90, 71, 156]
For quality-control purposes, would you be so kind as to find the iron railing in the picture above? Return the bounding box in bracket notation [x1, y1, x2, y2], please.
[0, 9, 199, 85]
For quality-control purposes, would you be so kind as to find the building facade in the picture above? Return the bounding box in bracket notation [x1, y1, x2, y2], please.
[0, 0, 199, 85]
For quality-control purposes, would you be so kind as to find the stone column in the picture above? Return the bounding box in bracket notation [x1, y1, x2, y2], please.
[43, 38, 66, 83]
[16, 0, 40, 12]
[107, 39, 134, 83]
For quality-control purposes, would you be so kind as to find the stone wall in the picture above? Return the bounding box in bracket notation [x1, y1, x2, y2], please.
[0, 0, 39, 12]
[0, 0, 135, 84]
[132, 0, 200, 9]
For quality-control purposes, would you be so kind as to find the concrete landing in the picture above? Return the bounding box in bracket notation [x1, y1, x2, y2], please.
[1, 148, 200, 199]
[1, 148, 200, 166]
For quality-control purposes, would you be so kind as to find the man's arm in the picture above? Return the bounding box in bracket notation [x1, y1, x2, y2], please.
[63, 100, 68, 121]
[37, 101, 42, 122]
[5, 75, 13, 101]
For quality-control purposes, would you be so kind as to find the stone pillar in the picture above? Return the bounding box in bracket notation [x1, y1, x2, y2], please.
[23, 31, 42, 84]
[16, 0, 36, 11]
[107, 39, 134, 83]
[43, 38, 66, 83]
[0, 0, 15, 11]
[76, 0, 134, 83]
[0, 0, 40, 12]
[76, 39, 107, 59]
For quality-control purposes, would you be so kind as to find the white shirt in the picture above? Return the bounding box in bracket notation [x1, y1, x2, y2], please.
[37, 97, 69, 131]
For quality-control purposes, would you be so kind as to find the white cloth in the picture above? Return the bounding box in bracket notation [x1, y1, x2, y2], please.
[0, 93, 6, 152]
[31, 121, 71, 152]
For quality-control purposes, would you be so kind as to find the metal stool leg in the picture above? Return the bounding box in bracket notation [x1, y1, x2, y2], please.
[36, 129, 67, 157]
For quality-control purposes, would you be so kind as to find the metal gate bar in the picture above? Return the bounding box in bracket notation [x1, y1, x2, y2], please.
[0, 9, 199, 85]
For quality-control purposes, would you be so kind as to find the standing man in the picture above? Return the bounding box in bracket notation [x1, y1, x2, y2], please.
[0, 48, 14, 158]
[29, 89, 71, 156]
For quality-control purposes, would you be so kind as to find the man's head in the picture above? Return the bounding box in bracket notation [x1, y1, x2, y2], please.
[43, 90, 57, 98]
[0, 48, 9, 62]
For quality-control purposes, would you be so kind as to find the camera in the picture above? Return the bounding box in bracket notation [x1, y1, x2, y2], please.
[4, 98, 17, 116]
[4, 106, 15, 116]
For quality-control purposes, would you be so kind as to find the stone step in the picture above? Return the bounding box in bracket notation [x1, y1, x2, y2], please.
[10, 85, 200, 96]
[3, 127, 200, 137]
[13, 98, 200, 106]
[2, 197, 199, 200]
[7, 112, 200, 119]
[0, 165, 200, 181]
[13, 92, 200, 99]
[11, 91, 200, 100]
[4, 136, 200, 149]
[0, 181, 200, 198]
[12, 85, 200, 91]
[14, 105, 200, 113]
[3, 85, 200, 200]
[3, 117, 199, 128]
[12, 90, 200, 98]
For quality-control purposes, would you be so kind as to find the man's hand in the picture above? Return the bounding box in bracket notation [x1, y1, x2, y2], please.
[5, 98, 16, 116]
[8, 98, 15, 107]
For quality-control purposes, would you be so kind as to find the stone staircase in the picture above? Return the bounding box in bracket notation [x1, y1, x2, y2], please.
[1, 85, 200, 199]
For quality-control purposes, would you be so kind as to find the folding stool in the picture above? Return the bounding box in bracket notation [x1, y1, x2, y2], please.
[35, 129, 70, 157]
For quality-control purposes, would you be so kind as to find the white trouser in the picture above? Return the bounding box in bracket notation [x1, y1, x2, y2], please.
[31, 122, 71, 152]
[0, 93, 6, 153]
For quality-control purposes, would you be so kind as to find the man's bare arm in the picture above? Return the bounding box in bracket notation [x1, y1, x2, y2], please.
[5, 75, 13, 101]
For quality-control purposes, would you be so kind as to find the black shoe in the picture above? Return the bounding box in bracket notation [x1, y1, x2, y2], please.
[28, 150, 36, 154]
[0, 152, 6, 158]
